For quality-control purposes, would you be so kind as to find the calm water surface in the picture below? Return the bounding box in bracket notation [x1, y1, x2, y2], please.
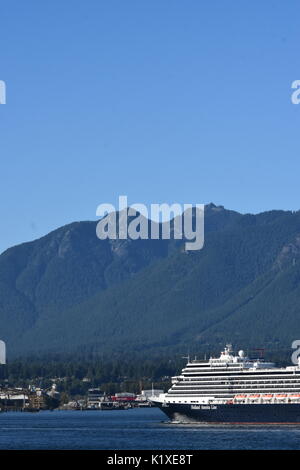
[0, 408, 300, 450]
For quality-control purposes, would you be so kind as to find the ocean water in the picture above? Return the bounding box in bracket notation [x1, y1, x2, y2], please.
[0, 407, 300, 450]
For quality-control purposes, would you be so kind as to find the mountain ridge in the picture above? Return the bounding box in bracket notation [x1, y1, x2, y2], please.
[1, 204, 300, 358]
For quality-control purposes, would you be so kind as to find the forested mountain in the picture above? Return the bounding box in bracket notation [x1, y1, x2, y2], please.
[1, 204, 300, 358]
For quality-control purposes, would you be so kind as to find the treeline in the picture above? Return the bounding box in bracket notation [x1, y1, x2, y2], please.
[0, 354, 187, 398]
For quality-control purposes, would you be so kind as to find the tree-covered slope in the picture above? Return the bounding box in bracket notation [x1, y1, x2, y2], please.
[1, 204, 300, 358]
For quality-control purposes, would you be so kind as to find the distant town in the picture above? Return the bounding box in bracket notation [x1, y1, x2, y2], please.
[0, 384, 164, 412]
[0, 354, 176, 412]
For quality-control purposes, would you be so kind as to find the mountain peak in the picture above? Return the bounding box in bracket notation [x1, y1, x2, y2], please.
[205, 202, 225, 211]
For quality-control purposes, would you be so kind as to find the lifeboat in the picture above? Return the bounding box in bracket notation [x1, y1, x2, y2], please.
[289, 394, 300, 398]
[262, 394, 273, 398]
[234, 394, 247, 399]
[276, 394, 287, 398]
[249, 394, 260, 398]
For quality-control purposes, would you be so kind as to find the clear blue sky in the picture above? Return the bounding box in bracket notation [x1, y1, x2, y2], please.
[1, 0, 300, 253]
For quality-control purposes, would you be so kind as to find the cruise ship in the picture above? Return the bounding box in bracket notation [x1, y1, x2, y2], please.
[150, 344, 300, 423]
